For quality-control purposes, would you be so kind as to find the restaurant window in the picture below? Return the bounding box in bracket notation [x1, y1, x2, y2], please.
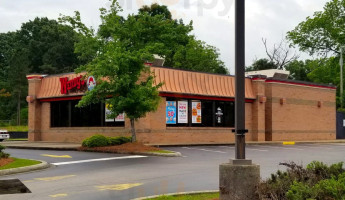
[166, 98, 234, 127]
[51, 100, 124, 127]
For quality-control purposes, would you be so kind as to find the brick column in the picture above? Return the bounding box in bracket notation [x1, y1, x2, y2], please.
[26, 75, 45, 141]
[251, 78, 266, 141]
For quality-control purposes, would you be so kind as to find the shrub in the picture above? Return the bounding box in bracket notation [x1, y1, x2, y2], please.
[82, 135, 110, 148]
[258, 161, 345, 200]
[0, 144, 9, 158]
[108, 136, 132, 146]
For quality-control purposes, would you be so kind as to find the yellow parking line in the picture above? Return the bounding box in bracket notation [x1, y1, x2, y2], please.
[49, 193, 68, 198]
[96, 183, 143, 191]
[41, 154, 72, 158]
[283, 141, 295, 145]
[35, 175, 76, 181]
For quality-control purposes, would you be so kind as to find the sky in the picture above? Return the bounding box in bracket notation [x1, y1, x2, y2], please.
[0, 0, 329, 74]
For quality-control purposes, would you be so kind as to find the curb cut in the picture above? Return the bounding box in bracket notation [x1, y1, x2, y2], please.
[132, 190, 219, 200]
[0, 160, 51, 176]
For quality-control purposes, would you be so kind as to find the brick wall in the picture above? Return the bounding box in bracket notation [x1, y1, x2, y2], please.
[265, 82, 336, 141]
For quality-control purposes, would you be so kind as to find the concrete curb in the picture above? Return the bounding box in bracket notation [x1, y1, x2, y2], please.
[150, 140, 345, 147]
[0, 160, 51, 176]
[136, 151, 182, 157]
[4, 146, 78, 151]
[132, 190, 219, 200]
[79, 148, 182, 157]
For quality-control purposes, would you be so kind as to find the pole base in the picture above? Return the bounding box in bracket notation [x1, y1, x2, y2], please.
[219, 160, 260, 200]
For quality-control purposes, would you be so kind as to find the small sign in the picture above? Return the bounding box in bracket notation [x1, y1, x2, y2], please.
[105, 100, 114, 122]
[178, 101, 188, 123]
[343, 119, 345, 127]
[192, 101, 201, 123]
[115, 113, 125, 122]
[166, 101, 176, 124]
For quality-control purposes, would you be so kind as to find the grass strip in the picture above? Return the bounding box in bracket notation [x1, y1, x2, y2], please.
[146, 192, 219, 200]
[0, 126, 28, 132]
[148, 150, 175, 154]
[0, 157, 41, 170]
[6, 138, 28, 141]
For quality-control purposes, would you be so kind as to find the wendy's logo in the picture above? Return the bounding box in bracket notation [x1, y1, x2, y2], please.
[87, 76, 96, 91]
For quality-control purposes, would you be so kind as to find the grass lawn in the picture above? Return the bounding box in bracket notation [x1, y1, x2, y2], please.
[146, 192, 219, 200]
[0, 126, 28, 132]
[0, 157, 41, 170]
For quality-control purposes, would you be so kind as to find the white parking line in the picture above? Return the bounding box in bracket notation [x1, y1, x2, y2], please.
[219, 146, 268, 152]
[252, 145, 304, 150]
[296, 145, 333, 150]
[52, 155, 147, 166]
[182, 147, 227, 153]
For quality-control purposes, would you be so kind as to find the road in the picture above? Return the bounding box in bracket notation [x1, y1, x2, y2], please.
[1, 143, 345, 200]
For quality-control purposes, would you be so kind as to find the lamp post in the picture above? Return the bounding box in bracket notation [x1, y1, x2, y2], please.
[234, 0, 247, 160]
[219, 1, 260, 199]
[340, 47, 344, 108]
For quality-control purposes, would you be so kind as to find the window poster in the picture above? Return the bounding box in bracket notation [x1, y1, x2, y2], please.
[115, 113, 125, 122]
[178, 101, 188, 123]
[166, 101, 176, 124]
[105, 100, 114, 122]
[192, 101, 202, 123]
[105, 100, 125, 122]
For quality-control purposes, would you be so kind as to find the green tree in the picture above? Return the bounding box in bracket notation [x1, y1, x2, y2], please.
[0, 17, 82, 123]
[139, 3, 172, 20]
[173, 38, 228, 74]
[285, 60, 313, 82]
[62, 0, 163, 142]
[246, 58, 277, 72]
[287, 0, 345, 56]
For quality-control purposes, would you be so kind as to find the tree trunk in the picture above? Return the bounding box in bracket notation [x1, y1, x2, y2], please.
[130, 118, 136, 142]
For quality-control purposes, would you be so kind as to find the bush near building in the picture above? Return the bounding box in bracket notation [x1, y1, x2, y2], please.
[81, 134, 132, 148]
[258, 161, 345, 200]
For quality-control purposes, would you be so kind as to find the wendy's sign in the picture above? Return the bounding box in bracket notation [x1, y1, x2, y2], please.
[60, 76, 86, 94]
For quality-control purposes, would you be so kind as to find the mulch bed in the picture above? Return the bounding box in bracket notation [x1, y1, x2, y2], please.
[78, 142, 162, 154]
[0, 158, 14, 167]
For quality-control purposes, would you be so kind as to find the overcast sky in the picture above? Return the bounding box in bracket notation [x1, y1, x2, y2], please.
[0, 0, 329, 74]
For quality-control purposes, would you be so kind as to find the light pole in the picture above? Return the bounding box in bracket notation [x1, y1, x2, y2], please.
[234, 0, 247, 160]
[340, 47, 344, 108]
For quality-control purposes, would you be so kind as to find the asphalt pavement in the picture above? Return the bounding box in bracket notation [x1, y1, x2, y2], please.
[1, 143, 345, 200]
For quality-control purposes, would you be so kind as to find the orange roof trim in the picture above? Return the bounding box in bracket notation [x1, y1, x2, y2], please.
[151, 67, 255, 99]
[36, 67, 256, 100]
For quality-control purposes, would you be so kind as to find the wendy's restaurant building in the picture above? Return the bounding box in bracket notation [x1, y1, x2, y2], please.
[26, 66, 336, 144]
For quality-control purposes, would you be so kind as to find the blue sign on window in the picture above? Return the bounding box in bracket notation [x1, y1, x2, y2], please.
[166, 101, 176, 124]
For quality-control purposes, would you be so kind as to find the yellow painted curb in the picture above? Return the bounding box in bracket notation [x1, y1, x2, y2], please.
[283, 141, 295, 145]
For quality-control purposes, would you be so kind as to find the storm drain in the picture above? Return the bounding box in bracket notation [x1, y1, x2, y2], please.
[0, 179, 31, 194]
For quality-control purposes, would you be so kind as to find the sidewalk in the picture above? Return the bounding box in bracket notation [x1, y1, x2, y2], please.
[1, 140, 345, 151]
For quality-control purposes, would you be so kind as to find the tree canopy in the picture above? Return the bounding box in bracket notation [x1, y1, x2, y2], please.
[61, 1, 164, 142]
[246, 58, 277, 72]
[287, 0, 345, 56]
[0, 17, 82, 123]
